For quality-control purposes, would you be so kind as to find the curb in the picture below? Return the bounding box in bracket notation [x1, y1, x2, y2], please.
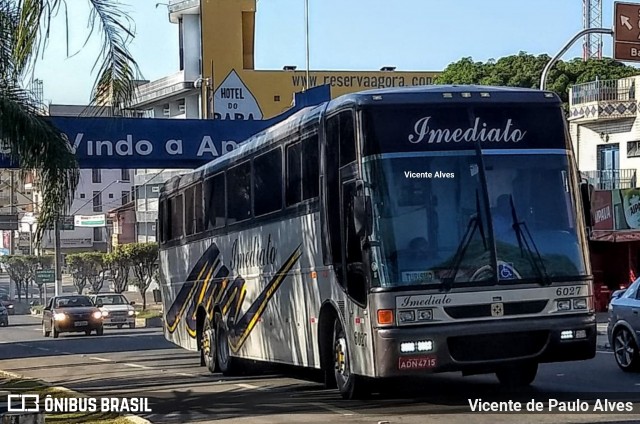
[0, 370, 152, 424]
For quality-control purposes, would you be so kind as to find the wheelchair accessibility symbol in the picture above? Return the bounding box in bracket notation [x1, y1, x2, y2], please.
[498, 263, 517, 280]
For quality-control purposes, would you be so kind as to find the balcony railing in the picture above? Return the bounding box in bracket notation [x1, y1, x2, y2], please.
[583, 169, 637, 190]
[571, 78, 636, 106]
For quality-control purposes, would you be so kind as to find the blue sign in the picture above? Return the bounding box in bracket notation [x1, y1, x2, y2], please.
[0, 85, 330, 169]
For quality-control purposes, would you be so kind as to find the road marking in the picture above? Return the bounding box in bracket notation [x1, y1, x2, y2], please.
[597, 350, 613, 354]
[35, 347, 49, 351]
[556, 373, 564, 377]
[89, 357, 111, 362]
[123, 363, 152, 370]
[310, 402, 356, 416]
[175, 372, 195, 377]
[236, 383, 263, 390]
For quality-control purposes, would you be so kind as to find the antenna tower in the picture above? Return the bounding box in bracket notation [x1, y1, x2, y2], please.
[583, 0, 603, 60]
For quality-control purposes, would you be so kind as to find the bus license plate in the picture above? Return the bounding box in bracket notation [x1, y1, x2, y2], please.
[399, 356, 437, 370]
[74, 321, 88, 327]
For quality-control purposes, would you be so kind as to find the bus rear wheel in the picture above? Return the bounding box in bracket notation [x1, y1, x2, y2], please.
[333, 318, 369, 399]
[496, 362, 538, 388]
[201, 317, 217, 373]
[216, 313, 240, 375]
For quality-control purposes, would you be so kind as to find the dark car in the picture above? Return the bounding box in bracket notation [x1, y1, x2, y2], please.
[608, 278, 640, 372]
[0, 294, 15, 315]
[42, 295, 104, 338]
[0, 304, 8, 326]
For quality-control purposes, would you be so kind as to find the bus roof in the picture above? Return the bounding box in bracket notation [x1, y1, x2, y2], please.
[163, 85, 561, 194]
[326, 84, 560, 112]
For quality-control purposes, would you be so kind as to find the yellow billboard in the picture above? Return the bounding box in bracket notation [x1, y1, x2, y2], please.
[201, 0, 440, 120]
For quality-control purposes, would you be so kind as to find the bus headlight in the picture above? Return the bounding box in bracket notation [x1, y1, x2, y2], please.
[398, 310, 415, 323]
[417, 309, 433, 321]
[557, 300, 571, 311]
[416, 340, 433, 351]
[572, 298, 587, 310]
[128, 310, 135, 316]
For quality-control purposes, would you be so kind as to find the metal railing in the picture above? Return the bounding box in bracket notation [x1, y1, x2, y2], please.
[571, 78, 637, 106]
[583, 169, 638, 190]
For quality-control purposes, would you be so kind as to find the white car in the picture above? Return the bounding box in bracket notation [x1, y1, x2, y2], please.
[89, 293, 136, 329]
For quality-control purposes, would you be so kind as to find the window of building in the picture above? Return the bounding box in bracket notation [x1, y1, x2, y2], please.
[92, 169, 101, 183]
[93, 227, 103, 242]
[204, 173, 225, 229]
[628, 141, 640, 157]
[80, 193, 85, 199]
[121, 169, 130, 181]
[93, 191, 102, 212]
[108, 193, 114, 199]
[254, 148, 282, 216]
[122, 191, 130, 205]
[227, 162, 251, 224]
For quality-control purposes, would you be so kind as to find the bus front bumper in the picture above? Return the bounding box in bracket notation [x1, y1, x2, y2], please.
[373, 314, 596, 378]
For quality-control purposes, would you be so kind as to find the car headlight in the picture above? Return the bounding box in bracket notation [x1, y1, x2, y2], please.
[92, 311, 103, 319]
[53, 312, 66, 321]
[101, 311, 109, 317]
[128, 310, 134, 316]
[7, 304, 13, 309]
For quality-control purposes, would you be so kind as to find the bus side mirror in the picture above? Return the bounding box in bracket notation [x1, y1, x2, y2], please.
[580, 181, 592, 229]
[353, 195, 372, 239]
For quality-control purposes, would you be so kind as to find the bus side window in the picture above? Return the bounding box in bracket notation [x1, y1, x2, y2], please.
[170, 194, 184, 240]
[302, 134, 319, 200]
[204, 173, 225, 229]
[254, 148, 283, 216]
[286, 142, 303, 206]
[339, 112, 356, 166]
[325, 115, 343, 269]
[194, 182, 204, 233]
[184, 186, 195, 236]
[227, 162, 252, 224]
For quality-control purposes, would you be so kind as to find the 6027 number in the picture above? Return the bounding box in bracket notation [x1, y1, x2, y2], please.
[556, 286, 582, 297]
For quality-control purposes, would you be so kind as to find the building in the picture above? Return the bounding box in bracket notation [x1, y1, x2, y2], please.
[39, 105, 134, 254]
[0, 170, 36, 255]
[568, 75, 640, 292]
[108, 201, 136, 248]
[127, 0, 441, 240]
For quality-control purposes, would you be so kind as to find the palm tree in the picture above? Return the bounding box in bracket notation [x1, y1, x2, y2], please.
[0, 0, 140, 242]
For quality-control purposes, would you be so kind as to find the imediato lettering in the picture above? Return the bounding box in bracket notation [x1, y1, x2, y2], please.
[408, 116, 526, 144]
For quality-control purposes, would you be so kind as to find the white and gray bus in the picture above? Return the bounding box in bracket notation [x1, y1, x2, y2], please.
[158, 85, 596, 399]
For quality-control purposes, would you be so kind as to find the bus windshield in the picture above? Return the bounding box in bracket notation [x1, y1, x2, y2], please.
[362, 105, 588, 288]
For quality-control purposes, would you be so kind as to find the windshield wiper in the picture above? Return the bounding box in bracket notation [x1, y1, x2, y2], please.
[507, 195, 552, 286]
[441, 190, 487, 292]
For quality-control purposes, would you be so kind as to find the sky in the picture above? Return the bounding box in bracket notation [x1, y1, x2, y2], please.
[35, 0, 627, 105]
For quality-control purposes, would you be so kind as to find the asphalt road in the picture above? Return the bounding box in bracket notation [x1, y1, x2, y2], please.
[1, 315, 640, 424]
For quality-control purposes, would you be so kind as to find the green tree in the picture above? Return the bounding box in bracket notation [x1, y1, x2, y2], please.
[66, 252, 107, 294]
[105, 244, 133, 294]
[129, 243, 159, 310]
[436, 52, 640, 106]
[0, 255, 28, 302]
[0, 0, 141, 241]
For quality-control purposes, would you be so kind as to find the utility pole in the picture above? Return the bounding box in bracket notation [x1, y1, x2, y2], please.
[54, 219, 62, 296]
[8, 170, 14, 300]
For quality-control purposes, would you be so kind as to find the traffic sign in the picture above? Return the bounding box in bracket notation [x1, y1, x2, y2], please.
[35, 269, 55, 284]
[614, 2, 640, 61]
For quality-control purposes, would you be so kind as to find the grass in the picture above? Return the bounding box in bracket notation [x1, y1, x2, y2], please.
[136, 309, 162, 319]
[0, 376, 137, 424]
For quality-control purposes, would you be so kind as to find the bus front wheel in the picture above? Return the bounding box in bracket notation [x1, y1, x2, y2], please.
[333, 318, 369, 399]
[495, 362, 538, 388]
